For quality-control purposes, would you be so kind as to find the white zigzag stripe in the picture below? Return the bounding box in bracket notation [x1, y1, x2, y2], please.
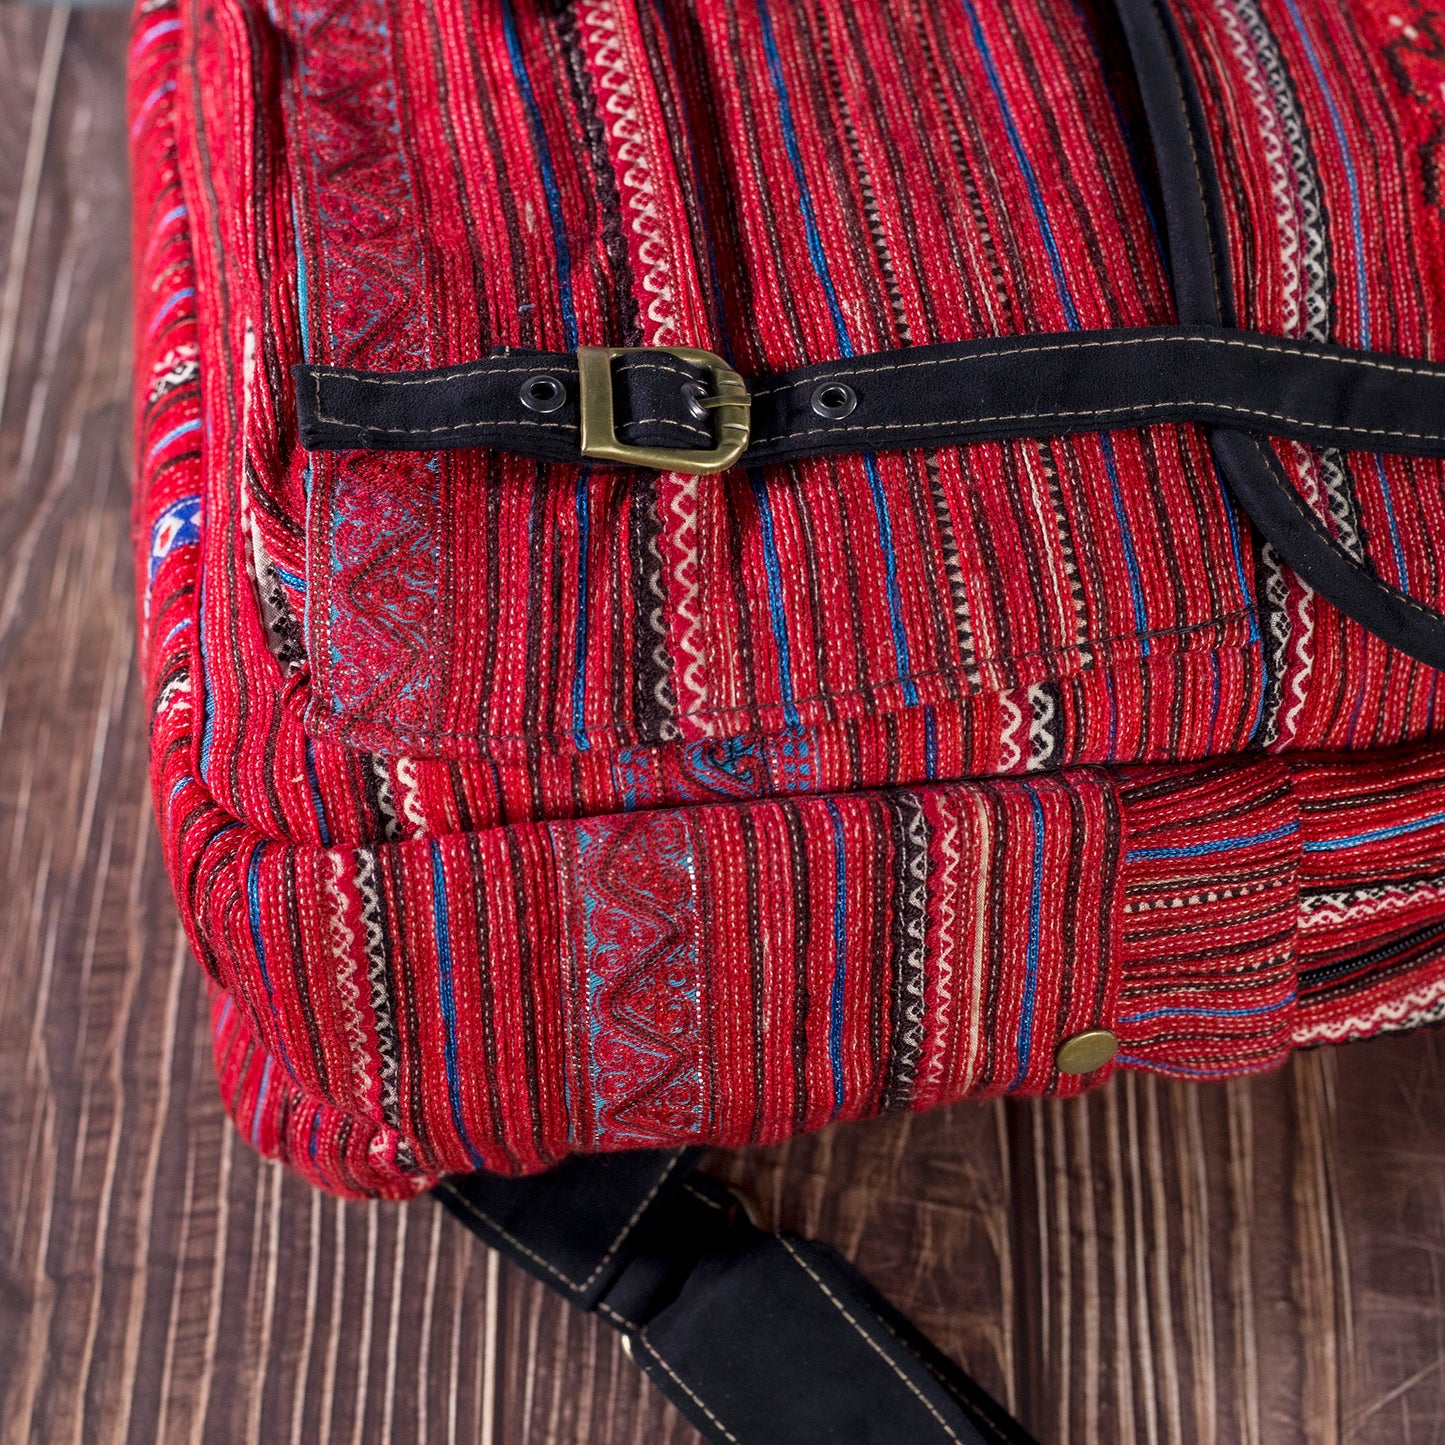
[356, 850, 401, 1126]
[395, 757, 425, 836]
[1302, 878, 1445, 930]
[583, 3, 678, 344]
[1027, 683, 1056, 771]
[372, 756, 401, 841]
[923, 804, 961, 1093]
[666, 476, 707, 718]
[580, 1, 705, 721]
[325, 851, 373, 1106]
[998, 690, 1025, 773]
[1297, 975, 1445, 1045]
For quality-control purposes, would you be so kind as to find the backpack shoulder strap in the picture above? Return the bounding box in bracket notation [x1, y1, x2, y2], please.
[435, 1153, 1038, 1445]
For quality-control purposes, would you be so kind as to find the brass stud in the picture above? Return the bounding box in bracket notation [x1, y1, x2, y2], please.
[1055, 1028, 1119, 1076]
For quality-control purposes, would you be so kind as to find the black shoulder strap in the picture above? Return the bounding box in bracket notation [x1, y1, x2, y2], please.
[435, 1154, 1037, 1445]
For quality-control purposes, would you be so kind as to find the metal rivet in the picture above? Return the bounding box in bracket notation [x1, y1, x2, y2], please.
[520, 374, 566, 413]
[1055, 1028, 1119, 1076]
[681, 380, 711, 422]
[810, 381, 858, 420]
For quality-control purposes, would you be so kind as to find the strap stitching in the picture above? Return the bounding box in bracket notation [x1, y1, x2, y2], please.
[310, 362, 562, 386]
[861, 1297, 1020, 1445]
[620, 415, 712, 438]
[681, 1182, 727, 1211]
[751, 401, 1445, 447]
[747, 334, 1445, 398]
[434, 1152, 685, 1296]
[778, 1237, 965, 1444]
[632, 1330, 742, 1444]
[313, 397, 1445, 447]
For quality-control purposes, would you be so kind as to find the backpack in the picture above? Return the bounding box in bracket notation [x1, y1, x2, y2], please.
[129, 0, 1445, 1438]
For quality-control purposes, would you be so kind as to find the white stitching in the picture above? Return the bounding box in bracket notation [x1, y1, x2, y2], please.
[631, 1330, 741, 1444]
[747, 333, 1445, 398]
[681, 1181, 727, 1211]
[434, 1153, 684, 1296]
[310, 362, 561, 387]
[753, 400, 1445, 446]
[778, 1237, 964, 1444]
[307, 356, 697, 386]
[621, 415, 712, 437]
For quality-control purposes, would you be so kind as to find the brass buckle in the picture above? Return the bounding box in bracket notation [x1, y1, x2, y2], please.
[576, 346, 750, 475]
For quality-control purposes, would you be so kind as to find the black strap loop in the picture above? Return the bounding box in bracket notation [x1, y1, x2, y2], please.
[435, 1154, 1036, 1445]
[296, 325, 1445, 468]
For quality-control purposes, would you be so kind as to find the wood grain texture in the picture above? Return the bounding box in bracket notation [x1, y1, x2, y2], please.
[1, 9, 1444, 1442]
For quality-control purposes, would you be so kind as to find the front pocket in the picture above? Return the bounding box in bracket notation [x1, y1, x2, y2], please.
[284, 0, 1262, 762]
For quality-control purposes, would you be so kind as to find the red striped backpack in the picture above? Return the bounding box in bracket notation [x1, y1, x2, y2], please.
[130, 0, 1445, 1438]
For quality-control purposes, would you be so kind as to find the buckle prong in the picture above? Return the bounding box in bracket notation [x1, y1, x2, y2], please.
[577, 346, 750, 475]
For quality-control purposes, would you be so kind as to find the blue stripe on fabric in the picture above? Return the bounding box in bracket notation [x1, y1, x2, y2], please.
[1115, 1055, 1263, 1078]
[1097, 434, 1149, 650]
[274, 565, 306, 592]
[146, 418, 202, 463]
[572, 471, 592, 750]
[755, 0, 916, 701]
[247, 844, 292, 1071]
[149, 285, 194, 331]
[1280, 0, 1369, 349]
[500, 0, 578, 348]
[430, 842, 485, 1168]
[303, 739, 331, 846]
[862, 454, 920, 704]
[291, 194, 313, 360]
[197, 572, 215, 784]
[131, 81, 176, 140]
[158, 204, 187, 230]
[1303, 811, 1445, 853]
[748, 470, 801, 728]
[1126, 820, 1299, 860]
[1371, 454, 1410, 591]
[924, 707, 938, 781]
[960, 0, 1149, 646]
[1009, 791, 1046, 1089]
[137, 17, 181, 51]
[959, 0, 1079, 328]
[250, 1053, 273, 1146]
[755, 0, 854, 354]
[1119, 993, 1296, 1024]
[824, 799, 848, 1118]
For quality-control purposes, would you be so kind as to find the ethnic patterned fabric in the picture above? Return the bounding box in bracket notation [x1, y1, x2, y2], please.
[130, 0, 1445, 1198]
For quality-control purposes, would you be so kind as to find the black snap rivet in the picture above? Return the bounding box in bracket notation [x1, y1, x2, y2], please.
[520, 374, 566, 413]
[810, 381, 858, 420]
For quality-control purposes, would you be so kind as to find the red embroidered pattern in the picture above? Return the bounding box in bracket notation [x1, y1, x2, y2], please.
[130, 0, 1445, 1198]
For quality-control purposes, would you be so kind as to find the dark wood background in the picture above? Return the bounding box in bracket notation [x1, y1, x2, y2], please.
[3, 8, 1444, 1442]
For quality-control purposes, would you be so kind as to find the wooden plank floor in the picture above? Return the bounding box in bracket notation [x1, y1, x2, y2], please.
[2, 9, 1445, 1442]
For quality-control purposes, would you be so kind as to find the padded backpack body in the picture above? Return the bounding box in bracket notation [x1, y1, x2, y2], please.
[131, 0, 1445, 1200]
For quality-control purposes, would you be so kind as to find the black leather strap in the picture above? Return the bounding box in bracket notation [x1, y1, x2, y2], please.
[296, 326, 1445, 467]
[434, 1154, 1036, 1445]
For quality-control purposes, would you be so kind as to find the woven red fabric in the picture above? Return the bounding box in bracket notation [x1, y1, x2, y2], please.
[130, 0, 1445, 1198]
